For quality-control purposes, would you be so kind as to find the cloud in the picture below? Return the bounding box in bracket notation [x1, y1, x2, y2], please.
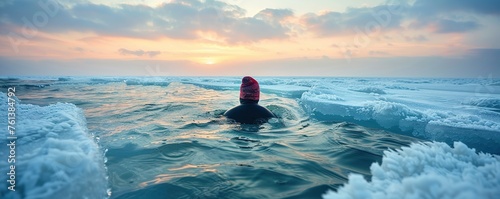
[0, 56, 201, 76]
[223, 15, 292, 43]
[404, 35, 428, 42]
[410, 0, 500, 16]
[466, 48, 500, 60]
[73, 47, 85, 52]
[434, 19, 480, 33]
[302, 0, 499, 37]
[118, 48, 161, 57]
[0, 0, 294, 44]
[405, 0, 499, 34]
[407, 11, 482, 34]
[369, 50, 389, 55]
[300, 3, 409, 37]
[1, 0, 498, 43]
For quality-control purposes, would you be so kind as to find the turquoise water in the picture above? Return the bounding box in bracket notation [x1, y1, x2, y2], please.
[1, 77, 498, 199]
[2, 78, 419, 198]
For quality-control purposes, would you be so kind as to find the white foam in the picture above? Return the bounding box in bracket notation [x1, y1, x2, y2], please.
[323, 142, 500, 199]
[0, 93, 108, 199]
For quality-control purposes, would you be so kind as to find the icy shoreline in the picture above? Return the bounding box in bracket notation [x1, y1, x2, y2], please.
[0, 93, 109, 199]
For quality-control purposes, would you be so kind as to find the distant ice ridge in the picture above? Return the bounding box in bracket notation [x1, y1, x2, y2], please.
[0, 93, 108, 199]
[462, 98, 500, 109]
[124, 77, 172, 86]
[301, 79, 500, 154]
[323, 141, 500, 199]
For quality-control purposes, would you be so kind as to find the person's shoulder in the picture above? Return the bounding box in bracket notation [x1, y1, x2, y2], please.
[224, 104, 244, 116]
[224, 104, 275, 120]
[225, 104, 252, 115]
[251, 104, 275, 117]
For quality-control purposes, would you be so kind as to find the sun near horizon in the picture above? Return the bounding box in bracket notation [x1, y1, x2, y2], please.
[204, 59, 216, 65]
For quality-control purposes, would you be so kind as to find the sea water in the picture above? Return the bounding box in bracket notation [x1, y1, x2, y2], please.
[0, 77, 499, 199]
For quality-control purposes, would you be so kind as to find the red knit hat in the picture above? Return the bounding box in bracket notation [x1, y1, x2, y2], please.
[240, 76, 260, 101]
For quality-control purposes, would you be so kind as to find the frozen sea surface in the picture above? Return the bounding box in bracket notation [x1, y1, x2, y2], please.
[0, 76, 498, 199]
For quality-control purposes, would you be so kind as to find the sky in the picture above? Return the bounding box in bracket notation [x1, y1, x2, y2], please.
[0, 0, 499, 77]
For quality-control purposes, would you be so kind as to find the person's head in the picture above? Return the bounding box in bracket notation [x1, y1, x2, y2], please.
[239, 76, 260, 104]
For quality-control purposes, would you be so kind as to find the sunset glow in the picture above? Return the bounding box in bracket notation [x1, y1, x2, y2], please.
[0, 0, 498, 77]
[204, 59, 216, 65]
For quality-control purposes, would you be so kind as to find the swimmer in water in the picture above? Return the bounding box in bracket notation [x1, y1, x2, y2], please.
[224, 76, 275, 124]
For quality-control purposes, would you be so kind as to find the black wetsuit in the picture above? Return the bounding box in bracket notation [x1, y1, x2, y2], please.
[224, 99, 275, 124]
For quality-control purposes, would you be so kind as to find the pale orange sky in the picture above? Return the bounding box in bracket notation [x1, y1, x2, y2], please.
[0, 0, 499, 77]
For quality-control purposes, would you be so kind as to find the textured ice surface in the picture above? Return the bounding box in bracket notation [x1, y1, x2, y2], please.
[323, 142, 500, 199]
[0, 93, 108, 199]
